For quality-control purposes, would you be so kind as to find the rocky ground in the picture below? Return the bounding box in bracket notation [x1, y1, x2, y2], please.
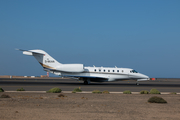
[0, 92, 180, 120]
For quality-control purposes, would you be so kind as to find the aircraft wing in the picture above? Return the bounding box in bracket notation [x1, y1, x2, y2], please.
[62, 75, 108, 79]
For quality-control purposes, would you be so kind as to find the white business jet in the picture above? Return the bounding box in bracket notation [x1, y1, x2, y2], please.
[18, 49, 150, 85]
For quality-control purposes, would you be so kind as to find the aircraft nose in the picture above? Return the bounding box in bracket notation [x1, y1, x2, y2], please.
[140, 74, 150, 80]
[135, 73, 150, 82]
[129, 73, 150, 80]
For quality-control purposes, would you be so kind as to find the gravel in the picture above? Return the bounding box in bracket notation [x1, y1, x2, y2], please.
[0, 92, 180, 120]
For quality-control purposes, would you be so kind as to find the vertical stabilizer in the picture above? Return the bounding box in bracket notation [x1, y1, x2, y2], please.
[22, 49, 61, 70]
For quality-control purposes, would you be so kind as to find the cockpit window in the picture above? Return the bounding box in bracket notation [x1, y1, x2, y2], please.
[131, 70, 138, 73]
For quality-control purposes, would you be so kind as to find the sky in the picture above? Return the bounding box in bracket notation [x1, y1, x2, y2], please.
[0, 0, 180, 78]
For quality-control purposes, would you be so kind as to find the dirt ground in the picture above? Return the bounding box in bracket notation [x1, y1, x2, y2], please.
[0, 92, 180, 120]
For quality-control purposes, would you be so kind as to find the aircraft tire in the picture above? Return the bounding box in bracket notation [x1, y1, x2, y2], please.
[84, 80, 89, 85]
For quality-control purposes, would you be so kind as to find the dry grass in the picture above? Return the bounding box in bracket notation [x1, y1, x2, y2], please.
[0, 94, 11, 98]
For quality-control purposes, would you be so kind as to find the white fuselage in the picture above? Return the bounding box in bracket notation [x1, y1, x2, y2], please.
[59, 67, 149, 82]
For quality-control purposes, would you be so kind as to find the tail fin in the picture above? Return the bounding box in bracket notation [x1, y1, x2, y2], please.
[18, 49, 61, 70]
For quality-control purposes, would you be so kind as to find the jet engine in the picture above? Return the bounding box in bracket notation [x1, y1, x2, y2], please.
[56, 64, 84, 73]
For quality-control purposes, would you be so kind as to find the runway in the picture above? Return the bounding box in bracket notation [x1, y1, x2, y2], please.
[0, 78, 180, 92]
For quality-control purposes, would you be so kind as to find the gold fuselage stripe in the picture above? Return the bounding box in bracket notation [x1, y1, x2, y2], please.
[39, 62, 56, 69]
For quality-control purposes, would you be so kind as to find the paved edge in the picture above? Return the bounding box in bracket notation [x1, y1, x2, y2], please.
[3, 91, 180, 94]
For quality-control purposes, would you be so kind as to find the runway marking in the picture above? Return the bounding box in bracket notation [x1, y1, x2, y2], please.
[4, 91, 180, 94]
[1, 85, 177, 89]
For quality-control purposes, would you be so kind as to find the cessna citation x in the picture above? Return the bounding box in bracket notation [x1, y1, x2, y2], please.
[18, 49, 150, 85]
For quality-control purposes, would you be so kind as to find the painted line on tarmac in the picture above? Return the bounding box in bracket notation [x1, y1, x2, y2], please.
[5, 91, 46, 93]
[4, 91, 180, 94]
[0, 86, 151, 90]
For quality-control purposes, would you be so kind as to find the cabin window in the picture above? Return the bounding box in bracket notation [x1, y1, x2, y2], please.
[117, 70, 119, 72]
[104, 69, 105, 72]
[94, 69, 96, 72]
[108, 70, 110, 72]
[99, 69, 101, 72]
[122, 70, 124, 73]
[113, 70, 114, 72]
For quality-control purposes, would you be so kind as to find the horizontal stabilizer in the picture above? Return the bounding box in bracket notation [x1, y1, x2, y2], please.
[16, 49, 44, 56]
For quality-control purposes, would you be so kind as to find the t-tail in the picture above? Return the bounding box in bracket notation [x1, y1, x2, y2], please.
[17, 49, 84, 73]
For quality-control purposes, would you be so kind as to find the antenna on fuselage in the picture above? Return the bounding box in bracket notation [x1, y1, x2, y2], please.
[115, 66, 117, 68]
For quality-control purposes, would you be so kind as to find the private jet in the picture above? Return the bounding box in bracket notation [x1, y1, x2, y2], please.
[18, 49, 150, 85]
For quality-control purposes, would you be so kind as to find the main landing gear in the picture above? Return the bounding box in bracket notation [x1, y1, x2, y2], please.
[84, 80, 90, 85]
[136, 82, 139, 85]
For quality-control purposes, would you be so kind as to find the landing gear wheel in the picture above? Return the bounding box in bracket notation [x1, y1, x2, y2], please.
[136, 83, 139, 85]
[84, 81, 88, 85]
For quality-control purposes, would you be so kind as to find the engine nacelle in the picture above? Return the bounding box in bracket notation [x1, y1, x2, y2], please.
[56, 64, 84, 73]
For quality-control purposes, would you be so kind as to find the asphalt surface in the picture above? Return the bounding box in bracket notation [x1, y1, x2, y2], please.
[0, 78, 180, 92]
